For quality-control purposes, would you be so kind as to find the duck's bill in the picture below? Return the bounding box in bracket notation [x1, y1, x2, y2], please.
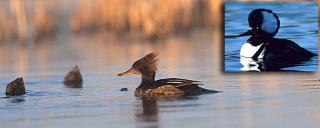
[237, 30, 252, 37]
[225, 30, 252, 38]
[117, 68, 139, 76]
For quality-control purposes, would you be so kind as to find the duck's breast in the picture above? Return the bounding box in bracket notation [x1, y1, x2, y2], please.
[240, 43, 265, 58]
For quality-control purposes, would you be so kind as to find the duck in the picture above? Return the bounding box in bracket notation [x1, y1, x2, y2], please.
[117, 53, 220, 97]
[238, 9, 316, 70]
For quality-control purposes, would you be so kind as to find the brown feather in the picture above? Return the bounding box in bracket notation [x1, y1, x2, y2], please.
[134, 52, 159, 72]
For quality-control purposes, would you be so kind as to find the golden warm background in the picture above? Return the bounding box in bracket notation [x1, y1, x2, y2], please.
[0, 0, 221, 42]
[0, 0, 317, 42]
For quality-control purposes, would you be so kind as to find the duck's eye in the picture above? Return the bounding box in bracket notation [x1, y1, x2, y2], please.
[132, 64, 139, 69]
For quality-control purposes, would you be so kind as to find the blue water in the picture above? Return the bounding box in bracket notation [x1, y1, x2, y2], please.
[224, 2, 318, 72]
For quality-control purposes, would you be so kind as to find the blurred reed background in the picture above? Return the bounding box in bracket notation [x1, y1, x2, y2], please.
[0, 0, 317, 43]
[70, 0, 219, 40]
[0, 0, 222, 43]
[0, 0, 55, 42]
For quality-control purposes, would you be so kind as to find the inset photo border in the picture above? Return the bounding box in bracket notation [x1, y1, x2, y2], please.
[224, 2, 318, 72]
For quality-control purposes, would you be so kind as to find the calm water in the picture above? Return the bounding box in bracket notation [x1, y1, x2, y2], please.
[224, 2, 318, 72]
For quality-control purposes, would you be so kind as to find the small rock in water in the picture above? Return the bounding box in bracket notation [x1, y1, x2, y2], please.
[63, 65, 83, 83]
[120, 88, 128, 91]
[5, 77, 26, 96]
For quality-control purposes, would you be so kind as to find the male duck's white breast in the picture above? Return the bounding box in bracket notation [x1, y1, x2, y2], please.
[240, 43, 265, 58]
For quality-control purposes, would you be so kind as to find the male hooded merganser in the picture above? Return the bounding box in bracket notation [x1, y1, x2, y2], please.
[118, 53, 220, 97]
[238, 9, 316, 70]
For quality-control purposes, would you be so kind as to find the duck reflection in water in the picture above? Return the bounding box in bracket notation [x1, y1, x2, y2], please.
[240, 56, 285, 72]
[135, 97, 159, 128]
[240, 57, 264, 72]
[3, 96, 26, 103]
[240, 56, 312, 72]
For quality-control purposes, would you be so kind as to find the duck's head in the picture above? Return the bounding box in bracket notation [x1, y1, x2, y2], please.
[118, 53, 158, 76]
[238, 9, 280, 39]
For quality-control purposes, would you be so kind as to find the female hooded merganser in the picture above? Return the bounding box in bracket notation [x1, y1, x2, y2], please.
[238, 9, 316, 70]
[118, 53, 220, 97]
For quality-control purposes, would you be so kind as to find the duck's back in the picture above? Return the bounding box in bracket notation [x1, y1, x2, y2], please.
[134, 78, 219, 97]
[264, 38, 316, 63]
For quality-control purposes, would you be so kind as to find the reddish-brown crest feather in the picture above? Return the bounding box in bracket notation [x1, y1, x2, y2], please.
[141, 52, 158, 71]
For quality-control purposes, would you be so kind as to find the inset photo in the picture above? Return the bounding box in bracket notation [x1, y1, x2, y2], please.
[224, 2, 318, 72]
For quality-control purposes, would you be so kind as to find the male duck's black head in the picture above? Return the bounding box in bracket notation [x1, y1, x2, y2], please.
[239, 9, 280, 39]
[118, 53, 158, 82]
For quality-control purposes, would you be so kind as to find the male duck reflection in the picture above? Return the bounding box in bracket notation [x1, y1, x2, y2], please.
[236, 9, 316, 71]
[118, 53, 220, 97]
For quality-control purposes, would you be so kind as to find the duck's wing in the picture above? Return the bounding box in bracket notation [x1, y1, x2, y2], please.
[285, 40, 316, 57]
[154, 78, 201, 87]
[268, 38, 316, 58]
[154, 78, 220, 95]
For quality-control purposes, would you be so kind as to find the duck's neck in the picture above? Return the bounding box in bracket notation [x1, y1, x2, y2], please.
[140, 71, 156, 86]
[248, 36, 272, 46]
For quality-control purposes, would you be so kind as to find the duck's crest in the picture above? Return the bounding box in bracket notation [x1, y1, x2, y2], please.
[136, 52, 159, 71]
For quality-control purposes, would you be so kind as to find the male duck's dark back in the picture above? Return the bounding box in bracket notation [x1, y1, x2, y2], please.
[264, 38, 316, 63]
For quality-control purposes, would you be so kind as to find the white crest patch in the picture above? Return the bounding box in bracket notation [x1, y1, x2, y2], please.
[261, 11, 278, 34]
